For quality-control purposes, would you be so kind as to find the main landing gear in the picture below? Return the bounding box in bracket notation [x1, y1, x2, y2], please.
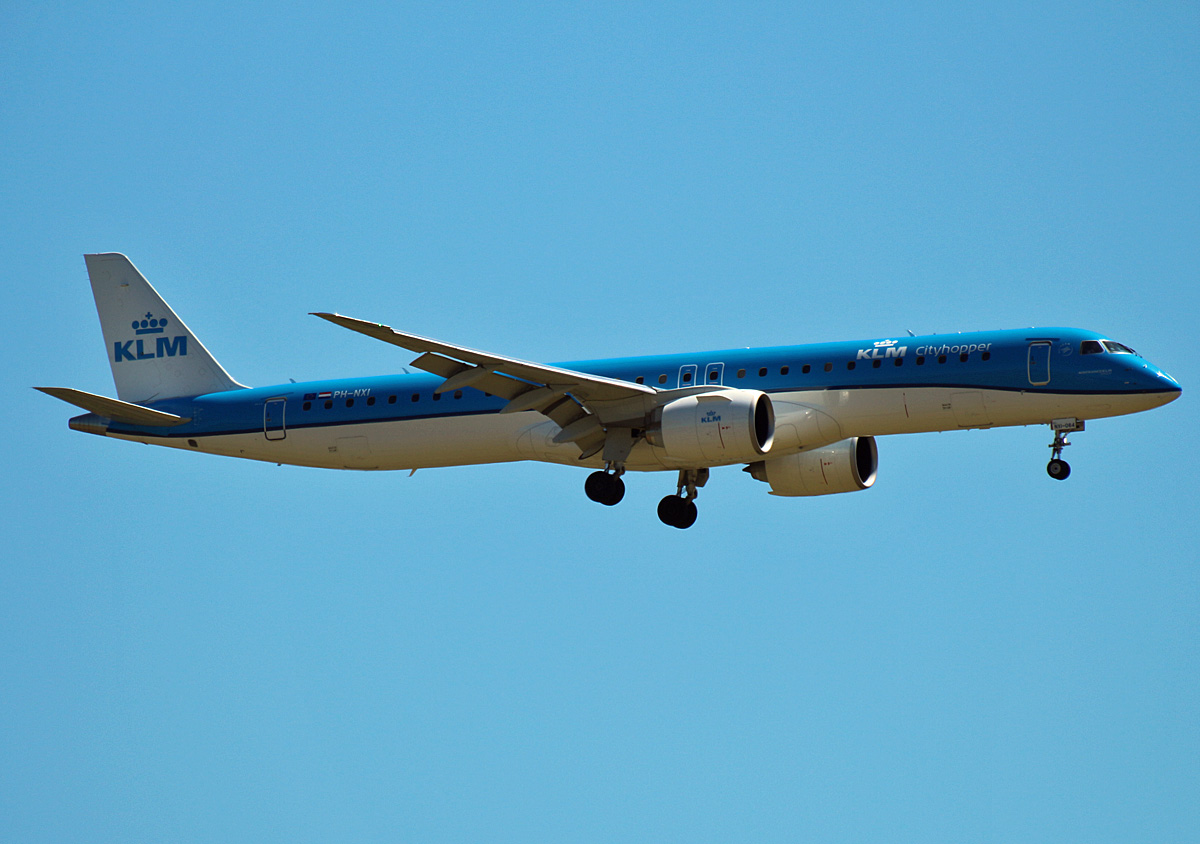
[582, 465, 709, 529]
[1046, 418, 1084, 481]
[584, 465, 625, 506]
[657, 468, 708, 530]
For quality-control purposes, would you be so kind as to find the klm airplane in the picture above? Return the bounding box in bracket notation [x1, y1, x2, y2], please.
[39, 254, 1182, 528]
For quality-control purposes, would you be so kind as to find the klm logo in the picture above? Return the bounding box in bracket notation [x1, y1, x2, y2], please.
[857, 339, 907, 361]
[113, 312, 187, 363]
[700, 410, 723, 424]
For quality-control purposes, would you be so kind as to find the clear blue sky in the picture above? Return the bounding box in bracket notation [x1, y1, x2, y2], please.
[3, 3, 1197, 842]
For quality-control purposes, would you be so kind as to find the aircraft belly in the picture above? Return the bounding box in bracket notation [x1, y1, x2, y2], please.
[366, 414, 528, 468]
[799, 387, 1159, 438]
[110, 413, 532, 470]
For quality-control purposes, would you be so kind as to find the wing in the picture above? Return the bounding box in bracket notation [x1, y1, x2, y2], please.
[311, 313, 657, 458]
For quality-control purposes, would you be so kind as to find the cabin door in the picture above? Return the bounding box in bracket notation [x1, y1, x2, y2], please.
[1027, 343, 1051, 386]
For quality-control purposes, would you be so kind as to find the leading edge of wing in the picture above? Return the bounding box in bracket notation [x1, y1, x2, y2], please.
[311, 312, 656, 403]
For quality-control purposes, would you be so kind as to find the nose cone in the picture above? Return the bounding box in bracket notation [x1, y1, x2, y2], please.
[1157, 370, 1182, 401]
[1139, 361, 1182, 405]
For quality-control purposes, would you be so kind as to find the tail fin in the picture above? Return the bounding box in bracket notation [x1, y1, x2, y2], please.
[85, 253, 246, 402]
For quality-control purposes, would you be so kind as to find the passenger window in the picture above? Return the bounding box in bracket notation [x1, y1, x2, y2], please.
[635, 376, 644, 384]
[708, 370, 719, 381]
[938, 355, 947, 364]
[346, 399, 354, 407]
[894, 357, 904, 367]
[824, 362, 833, 372]
[847, 361, 856, 370]
[324, 400, 333, 409]
[960, 353, 969, 362]
[454, 390, 463, 399]
[658, 374, 668, 384]
[981, 352, 990, 361]
[737, 369, 746, 378]
[872, 359, 881, 368]
[802, 364, 811, 374]
[388, 395, 397, 404]
[433, 393, 441, 401]
[682, 372, 693, 383]
[411, 393, 419, 402]
[916, 356, 925, 365]
[303, 401, 312, 411]
[758, 367, 767, 377]
[367, 396, 376, 406]
[780, 366, 789, 375]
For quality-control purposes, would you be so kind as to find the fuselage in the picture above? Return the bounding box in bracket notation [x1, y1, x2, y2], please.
[73, 327, 1181, 473]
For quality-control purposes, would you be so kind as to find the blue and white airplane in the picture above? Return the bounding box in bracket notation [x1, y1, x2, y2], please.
[39, 254, 1182, 528]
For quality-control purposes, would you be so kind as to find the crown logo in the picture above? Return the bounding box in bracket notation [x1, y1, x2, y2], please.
[132, 312, 169, 335]
[874, 339, 898, 348]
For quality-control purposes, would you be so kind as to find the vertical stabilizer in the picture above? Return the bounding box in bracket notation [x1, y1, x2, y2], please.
[85, 253, 246, 402]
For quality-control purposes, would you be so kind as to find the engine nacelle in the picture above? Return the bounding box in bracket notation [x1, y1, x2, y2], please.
[646, 390, 774, 465]
[745, 436, 877, 496]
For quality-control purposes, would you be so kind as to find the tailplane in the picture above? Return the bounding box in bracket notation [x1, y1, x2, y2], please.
[85, 253, 246, 402]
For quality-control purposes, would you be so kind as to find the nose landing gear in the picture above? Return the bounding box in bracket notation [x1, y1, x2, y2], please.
[1046, 418, 1084, 481]
[658, 468, 708, 529]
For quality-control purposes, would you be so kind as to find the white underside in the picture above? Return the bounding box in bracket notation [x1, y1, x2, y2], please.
[110, 386, 1172, 472]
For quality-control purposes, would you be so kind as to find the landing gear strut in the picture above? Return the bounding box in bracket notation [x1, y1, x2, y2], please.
[658, 468, 708, 529]
[584, 464, 626, 506]
[1046, 418, 1084, 481]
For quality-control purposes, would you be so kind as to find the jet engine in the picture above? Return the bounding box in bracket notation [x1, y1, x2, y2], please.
[645, 390, 774, 465]
[745, 436, 877, 496]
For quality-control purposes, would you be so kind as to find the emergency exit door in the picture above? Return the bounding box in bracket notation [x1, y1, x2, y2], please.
[264, 398, 287, 440]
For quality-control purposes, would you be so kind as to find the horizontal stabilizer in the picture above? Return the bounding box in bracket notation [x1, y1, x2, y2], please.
[35, 387, 191, 427]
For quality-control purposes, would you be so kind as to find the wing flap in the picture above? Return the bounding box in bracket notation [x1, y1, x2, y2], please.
[411, 352, 464, 379]
[501, 386, 565, 414]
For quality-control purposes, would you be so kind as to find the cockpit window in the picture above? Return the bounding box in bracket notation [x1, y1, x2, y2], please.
[1102, 340, 1138, 355]
[1080, 340, 1103, 355]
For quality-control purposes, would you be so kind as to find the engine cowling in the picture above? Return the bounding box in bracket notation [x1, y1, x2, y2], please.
[745, 436, 877, 496]
[646, 390, 774, 465]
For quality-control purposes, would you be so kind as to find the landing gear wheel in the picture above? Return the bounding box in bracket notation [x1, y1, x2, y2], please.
[1047, 458, 1071, 481]
[585, 471, 625, 505]
[677, 500, 698, 529]
[657, 496, 698, 529]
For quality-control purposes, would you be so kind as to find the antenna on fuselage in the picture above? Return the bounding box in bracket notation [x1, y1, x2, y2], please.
[906, 329, 915, 337]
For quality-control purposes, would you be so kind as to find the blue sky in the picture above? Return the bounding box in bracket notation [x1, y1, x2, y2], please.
[3, 3, 1197, 842]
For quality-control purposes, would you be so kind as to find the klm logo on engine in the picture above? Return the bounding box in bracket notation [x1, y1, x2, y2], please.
[700, 410, 722, 424]
[113, 312, 188, 363]
[856, 339, 907, 360]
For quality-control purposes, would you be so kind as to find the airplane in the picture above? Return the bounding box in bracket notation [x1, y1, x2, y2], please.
[37, 254, 1182, 528]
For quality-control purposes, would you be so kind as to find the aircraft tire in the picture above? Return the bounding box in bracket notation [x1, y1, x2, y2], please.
[657, 496, 698, 529]
[585, 471, 625, 505]
[1047, 459, 1071, 480]
[604, 475, 626, 505]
